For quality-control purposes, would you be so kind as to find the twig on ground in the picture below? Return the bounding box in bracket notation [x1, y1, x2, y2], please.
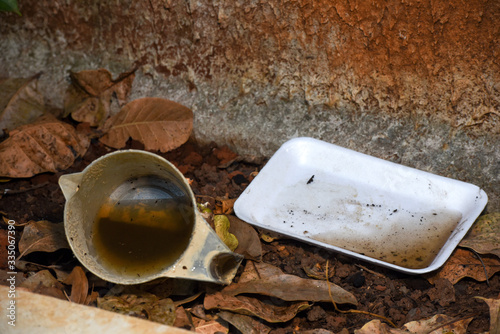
[467, 247, 491, 287]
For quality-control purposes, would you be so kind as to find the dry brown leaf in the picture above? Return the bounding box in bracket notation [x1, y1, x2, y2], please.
[204, 292, 310, 323]
[19, 270, 66, 300]
[476, 296, 500, 334]
[355, 314, 473, 334]
[227, 215, 262, 261]
[213, 195, 236, 215]
[0, 114, 89, 178]
[85, 291, 99, 306]
[194, 319, 229, 334]
[218, 311, 271, 334]
[0, 74, 45, 136]
[221, 198, 236, 214]
[238, 261, 282, 283]
[403, 314, 473, 334]
[460, 213, 500, 258]
[425, 248, 500, 285]
[354, 319, 407, 333]
[15, 261, 68, 281]
[63, 266, 89, 304]
[64, 68, 135, 126]
[97, 293, 176, 326]
[223, 261, 357, 305]
[173, 306, 192, 329]
[18, 220, 69, 257]
[100, 97, 193, 153]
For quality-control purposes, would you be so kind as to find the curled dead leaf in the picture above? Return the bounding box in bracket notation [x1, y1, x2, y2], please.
[460, 213, 500, 258]
[223, 261, 357, 305]
[216, 197, 236, 215]
[475, 296, 500, 334]
[227, 215, 262, 261]
[15, 260, 68, 282]
[100, 97, 193, 153]
[425, 248, 500, 285]
[0, 114, 89, 178]
[194, 318, 229, 334]
[64, 68, 135, 127]
[218, 311, 271, 334]
[173, 306, 193, 329]
[355, 314, 473, 334]
[403, 314, 473, 334]
[204, 292, 310, 323]
[0, 74, 45, 136]
[18, 220, 70, 257]
[19, 270, 66, 300]
[63, 266, 89, 305]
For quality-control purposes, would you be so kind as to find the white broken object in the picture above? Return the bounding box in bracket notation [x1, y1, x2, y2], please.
[234, 137, 488, 274]
[0, 285, 190, 334]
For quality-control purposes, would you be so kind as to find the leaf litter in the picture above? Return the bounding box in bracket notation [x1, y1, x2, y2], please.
[425, 248, 500, 285]
[0, 114, 89, 178]
[460, 212, 500, 258]
[64, 68, 135, 127]
[222, 261, 358, 305]
[355, 314, 474, 334]
[63, 266, 98, 305]
[0, 69, 498, 333]
[476, 296, 500, 334]
[0, 73, 45, 136]
[98, 292, 176, 326]
[18, 220, 69, 257]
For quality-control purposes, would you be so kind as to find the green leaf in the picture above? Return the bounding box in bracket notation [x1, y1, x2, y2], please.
[0, 0, 21, 16]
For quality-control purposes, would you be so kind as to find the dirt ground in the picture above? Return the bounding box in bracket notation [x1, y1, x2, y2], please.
[0, 138, 497, 333]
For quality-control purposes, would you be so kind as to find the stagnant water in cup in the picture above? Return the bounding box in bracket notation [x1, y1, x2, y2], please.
[92, 175, 195, 278]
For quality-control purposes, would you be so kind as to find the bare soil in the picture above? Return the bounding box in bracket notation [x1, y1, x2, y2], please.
[0, 139, 497, 333]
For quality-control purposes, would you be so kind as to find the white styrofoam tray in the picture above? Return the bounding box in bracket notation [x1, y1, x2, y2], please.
[234, 137, 488, 274]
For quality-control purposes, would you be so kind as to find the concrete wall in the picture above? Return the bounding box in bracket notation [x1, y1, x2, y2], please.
[0, 0, 499, 210]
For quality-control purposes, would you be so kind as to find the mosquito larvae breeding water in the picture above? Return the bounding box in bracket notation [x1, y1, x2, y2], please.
[92, 175, 195, 278]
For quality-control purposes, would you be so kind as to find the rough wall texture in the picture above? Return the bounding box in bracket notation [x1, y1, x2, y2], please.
[0, 0, 499, 210]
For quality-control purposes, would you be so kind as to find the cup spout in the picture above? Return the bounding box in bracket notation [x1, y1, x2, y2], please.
[209, 252, 244, 284]
[59, 172, 84, 201]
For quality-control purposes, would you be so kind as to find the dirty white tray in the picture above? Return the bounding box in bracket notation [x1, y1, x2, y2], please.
[234, 137, 488, 274]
